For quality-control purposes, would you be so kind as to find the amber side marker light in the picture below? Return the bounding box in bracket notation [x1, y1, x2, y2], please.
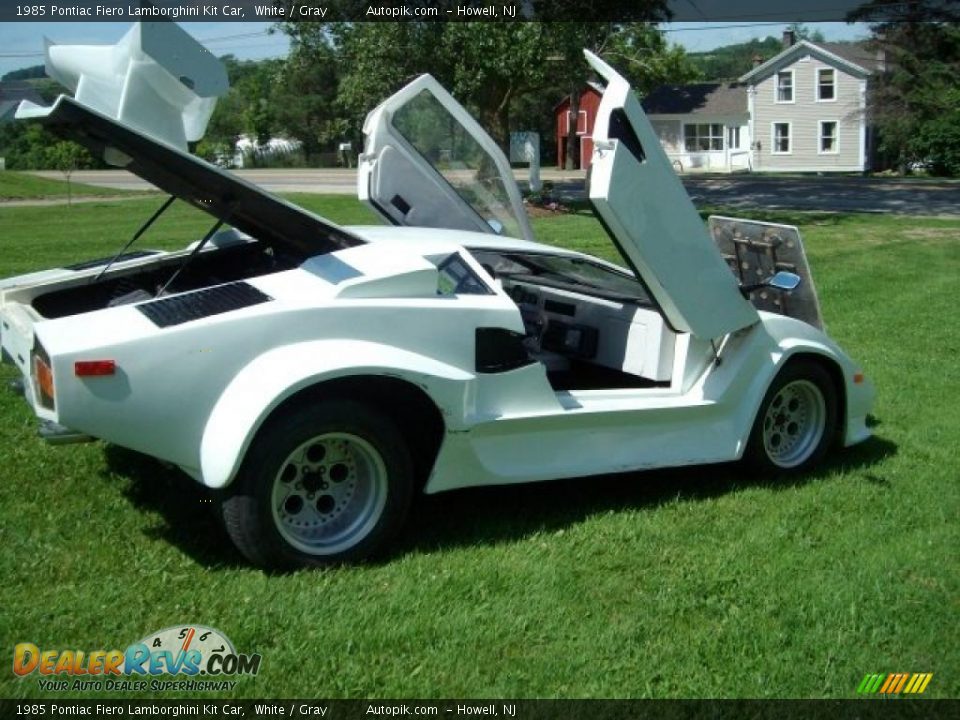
[853, 372, 865, 384]
[74, 360, 116, 377]
[34, 357, 54, 397]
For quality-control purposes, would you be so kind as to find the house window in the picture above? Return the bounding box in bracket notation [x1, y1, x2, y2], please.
[728, 126, 741, 150]
[819, 121, 838, 154]
[566, 110, 587, 135]
[772, 123, 791, 154]
[776, 71, 794, 103]
[684, 123, 724, 152]
[817, 69, 836, 101]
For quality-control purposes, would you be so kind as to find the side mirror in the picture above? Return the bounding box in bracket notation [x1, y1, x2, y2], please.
[766, 271, 801, 291]
[740, 271, 801, 298]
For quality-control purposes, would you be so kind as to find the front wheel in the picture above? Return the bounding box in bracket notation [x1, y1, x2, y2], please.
[744, 360, 839, 474]
[220, 400, 413, 568]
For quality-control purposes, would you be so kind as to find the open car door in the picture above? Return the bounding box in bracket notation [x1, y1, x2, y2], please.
[585, 51, 759, 340]
[358, 75, 535, 243]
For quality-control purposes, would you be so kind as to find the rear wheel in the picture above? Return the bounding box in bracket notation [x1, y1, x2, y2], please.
[745, 360, 839, 474]
[220, 400, 413, 568]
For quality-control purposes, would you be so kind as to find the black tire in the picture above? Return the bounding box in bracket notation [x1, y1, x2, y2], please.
[220, 399, 413, 569]
[744, 359, 839, 474]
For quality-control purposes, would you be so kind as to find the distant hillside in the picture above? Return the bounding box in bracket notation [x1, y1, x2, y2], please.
[688, 37, 784, 81]
[2, 64, 46, 82]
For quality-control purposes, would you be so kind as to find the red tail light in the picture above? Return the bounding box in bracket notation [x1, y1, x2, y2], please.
[74, 360, 116, 377]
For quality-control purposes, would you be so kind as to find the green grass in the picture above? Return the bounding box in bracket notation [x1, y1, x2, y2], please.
[0, 197, 957, 700]
[0, 171, 142, 201]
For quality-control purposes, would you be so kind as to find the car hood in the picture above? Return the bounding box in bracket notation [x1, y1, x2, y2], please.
[16, 95, 363, 257]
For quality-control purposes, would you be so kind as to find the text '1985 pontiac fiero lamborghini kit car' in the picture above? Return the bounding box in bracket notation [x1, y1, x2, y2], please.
[0, 23, 874, 568]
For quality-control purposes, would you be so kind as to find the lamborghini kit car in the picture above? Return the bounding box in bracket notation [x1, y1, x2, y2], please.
[0, 24, 874, 567]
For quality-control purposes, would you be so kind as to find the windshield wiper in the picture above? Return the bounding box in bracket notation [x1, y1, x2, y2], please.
[93, 195, 176, 283]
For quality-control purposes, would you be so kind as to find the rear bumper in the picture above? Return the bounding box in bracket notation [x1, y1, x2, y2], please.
[38, 419, 92, 445]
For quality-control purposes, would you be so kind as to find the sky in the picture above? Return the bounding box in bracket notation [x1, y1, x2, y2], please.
[0, 21, 871, 80]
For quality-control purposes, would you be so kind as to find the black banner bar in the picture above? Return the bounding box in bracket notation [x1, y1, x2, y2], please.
[1, 699, 958, 720]
[0, 0, 945, 23]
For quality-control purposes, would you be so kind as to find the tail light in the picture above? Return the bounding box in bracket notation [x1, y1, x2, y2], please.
[31, 341, 55, 410]
[74, 360, 116, 377]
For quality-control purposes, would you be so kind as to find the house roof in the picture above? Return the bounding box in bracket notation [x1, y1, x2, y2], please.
[739, 39, 875, 83]
[817, 42, 884, 72]
[641, 82, 747, 116]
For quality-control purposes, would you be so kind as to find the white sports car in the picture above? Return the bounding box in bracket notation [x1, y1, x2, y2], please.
[0, 25, 874, 568]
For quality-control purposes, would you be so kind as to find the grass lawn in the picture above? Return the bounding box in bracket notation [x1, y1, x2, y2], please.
[0, 171, 143, 201]
[0, 195, 957, 699]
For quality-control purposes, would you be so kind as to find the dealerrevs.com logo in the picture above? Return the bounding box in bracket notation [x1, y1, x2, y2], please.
[13, 625, 261, 692]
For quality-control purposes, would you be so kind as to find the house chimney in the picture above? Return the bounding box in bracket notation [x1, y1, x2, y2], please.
[752, 54, 763, 67]
[782, 29, 796, 48]
[876, 47, 886, 72]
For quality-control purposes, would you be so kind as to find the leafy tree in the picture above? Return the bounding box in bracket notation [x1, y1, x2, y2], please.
[687, 37, 783, 81]
[787, 23, 825, 43]
[290, 21, 451, 154]
[48, 141, 86, 205]
[604, 24, 702, 94]
[0, 122, 97, 171]
[849, 1, 960, 174]
[440, 23, 551, 149]
[272, 37, 342, 159]
[1, 65, 46, 82]
[275, 13, 695, 166]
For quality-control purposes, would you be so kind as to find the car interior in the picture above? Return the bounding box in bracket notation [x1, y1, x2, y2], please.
[468, 248, 677, 392]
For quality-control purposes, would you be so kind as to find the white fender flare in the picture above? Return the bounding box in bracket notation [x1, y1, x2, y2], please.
[199, 339, 474, 489]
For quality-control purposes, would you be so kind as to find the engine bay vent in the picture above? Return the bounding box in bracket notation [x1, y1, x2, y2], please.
[137, 282, 271, 328]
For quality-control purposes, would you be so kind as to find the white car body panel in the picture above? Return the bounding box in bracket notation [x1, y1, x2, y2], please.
[0, 29, 874, 520]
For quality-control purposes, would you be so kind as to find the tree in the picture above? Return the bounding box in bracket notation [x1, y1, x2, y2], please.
[849, 1, 960, 174]
[687, 37, 783, 81]
[272, 37, 342, 159]
[786, 23, 826, 43]
[440, 23, 550, 149]
[48, 141, 86, 204]
[604, 24, 702, 94]
[272, 11, 697, 168]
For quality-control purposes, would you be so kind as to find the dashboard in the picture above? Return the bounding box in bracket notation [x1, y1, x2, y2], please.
[502, 278, 676, 383]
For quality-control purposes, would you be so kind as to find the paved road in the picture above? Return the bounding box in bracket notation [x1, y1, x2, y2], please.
[681, 175, 960, 216]
[28, 169, 960, 215]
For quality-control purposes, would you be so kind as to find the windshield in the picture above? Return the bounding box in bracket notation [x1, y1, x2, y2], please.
[470, 250, 654, 305]
[391, 90, 525, 240]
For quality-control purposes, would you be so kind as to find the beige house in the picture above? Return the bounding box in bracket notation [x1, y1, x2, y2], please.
[643, 33, 881, 173]
[740, 37, 881, 172]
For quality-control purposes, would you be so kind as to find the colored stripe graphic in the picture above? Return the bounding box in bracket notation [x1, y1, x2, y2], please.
[879, 674, 895, 693]
[857, 672, 932, 694]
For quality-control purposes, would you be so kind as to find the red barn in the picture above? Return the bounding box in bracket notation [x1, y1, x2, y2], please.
[553, 82, 603, 170]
